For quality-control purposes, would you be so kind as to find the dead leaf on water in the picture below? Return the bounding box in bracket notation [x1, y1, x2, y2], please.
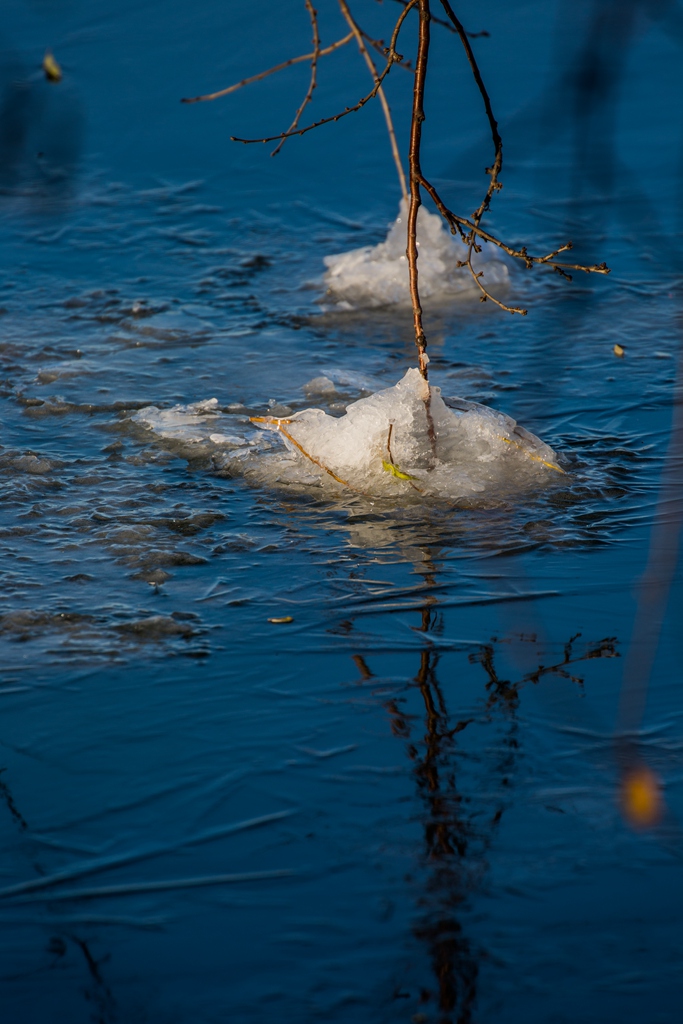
[43, 51, 62, 83]
[268, 616, 294, 624]
[613, 344, 625, 358]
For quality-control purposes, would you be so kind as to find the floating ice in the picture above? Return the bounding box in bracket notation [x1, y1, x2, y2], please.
[132, 398, 224, 443]
[251, 369, 562, 500]
[132, 369, 563, 502]
[323, 200, 508, 309]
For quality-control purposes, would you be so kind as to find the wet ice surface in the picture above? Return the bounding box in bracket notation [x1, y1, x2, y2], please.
[133, 368, 561, 500]
[1, 1, 682, 1023]
[323, 200, 509, 308]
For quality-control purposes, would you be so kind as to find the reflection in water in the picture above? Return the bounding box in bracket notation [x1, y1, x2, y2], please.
[354, 551, 620, 1023]
[0, 769, 116, 1024]
[540, 0, 683, 833]
[565, 0, 680, 198]
[0, 38, 83, 209]
[616, 342, 683, 830]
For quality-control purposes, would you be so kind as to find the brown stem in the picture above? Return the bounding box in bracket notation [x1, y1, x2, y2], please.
[181, 32, 354, 104]
[387, 0, 489, 37]
[230, 2, 413, 146]
[338, 0, 410, 202]
[438, 0, 502, 228]
[407, 0, 431, 382]
[271, 0, 321, 156]
[418, 172, 609, 313]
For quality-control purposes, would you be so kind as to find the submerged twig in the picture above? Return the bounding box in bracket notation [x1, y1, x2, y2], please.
[501, 436, 564, 473]
[384, 422, 425, 492]
[250, 415, 362, 492]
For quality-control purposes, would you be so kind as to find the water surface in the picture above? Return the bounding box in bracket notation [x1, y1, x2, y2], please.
[1, 2, 682, 1022]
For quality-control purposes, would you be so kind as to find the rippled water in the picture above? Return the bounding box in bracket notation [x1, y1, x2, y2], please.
[1, 2, 682, 1022]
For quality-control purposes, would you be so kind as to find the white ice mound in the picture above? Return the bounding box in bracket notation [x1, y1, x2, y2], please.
[323, 199, 508, 309]
[130, 370, 563, 501]
[254, 368, 562, 500]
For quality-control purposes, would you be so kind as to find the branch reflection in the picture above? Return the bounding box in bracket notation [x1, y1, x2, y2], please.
[353, 549, 620, 1023]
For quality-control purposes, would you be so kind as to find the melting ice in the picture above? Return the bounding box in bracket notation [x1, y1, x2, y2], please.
[132, 369, 562, 502]
[323, 199, 508, 309]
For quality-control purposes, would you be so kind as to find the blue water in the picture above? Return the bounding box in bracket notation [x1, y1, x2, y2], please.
[1, 2, 682, 1021]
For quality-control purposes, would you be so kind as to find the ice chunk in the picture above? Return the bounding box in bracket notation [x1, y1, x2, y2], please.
[251, 368, 562, 500]
[132, 398, 220, 443]
[303, 376, 337, 397]
[323, 200, 508, 309]
[130, 371, 562, 503]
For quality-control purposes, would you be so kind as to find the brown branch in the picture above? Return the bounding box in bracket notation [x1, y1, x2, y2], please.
[384, 0, 489, 37]
[436, 0, 505, 316]
[439, 0, 501, 222]
[416, 172, 609, 313]
[180, 31, 354, 104]
[271, 1, 321, 156]
[426, 3, 608, 311]
[250, 416, 363, 492]
[407, 0, 430, 380]
[406, 0, 438, 457]
[338, 0, 410, 202]
[360, 28, 414, 70]
[230, 1, 414, 145]
[464, 262, 529, 315]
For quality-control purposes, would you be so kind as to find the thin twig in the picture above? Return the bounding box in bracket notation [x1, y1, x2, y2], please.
[467, 264, 529, 314]
[385, 422, 426, 492]
[230, 1, 414, 145]
[360, 28, 414, 70]
[272, 1, 322, 155]
[338, 0, 410, 202]
[417, 172, 609, 314]
[384, 0, 489, 38]
[279, 423, 359, 489]
[439, 0, 502, 225]
[435, 0, 509, 307]
[250, 416, 362, 492]
[180, 32, 354, 104]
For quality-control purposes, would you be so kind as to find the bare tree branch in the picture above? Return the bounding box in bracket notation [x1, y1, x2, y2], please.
[407, 0, 431, 380]
[180, 31, 354, 105]
[271, 1, 322, 155]
[383, 0, 489, 38]
[229, 0, 415, 145]
[185, 0, 609, 330]
[338, 0, 410, 202]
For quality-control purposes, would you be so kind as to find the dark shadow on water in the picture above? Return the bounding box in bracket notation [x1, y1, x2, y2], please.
[0, 41, 83, 211]
[0, 768, 117, 1023]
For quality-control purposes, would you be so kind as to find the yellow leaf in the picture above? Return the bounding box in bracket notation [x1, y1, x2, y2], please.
[613, 344, 625, 357]
[381, 459, 416, 481]
[43, 51, 62, 83]
[268, 616, 294, 624]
